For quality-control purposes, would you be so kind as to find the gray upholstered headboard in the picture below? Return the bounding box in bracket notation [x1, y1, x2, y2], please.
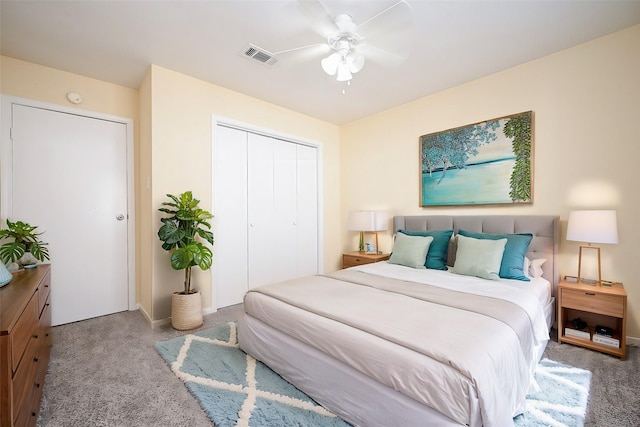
[393, 215, 560, 294]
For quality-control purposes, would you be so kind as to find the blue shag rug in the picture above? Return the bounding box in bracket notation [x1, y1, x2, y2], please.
[156, 322, 591, 427]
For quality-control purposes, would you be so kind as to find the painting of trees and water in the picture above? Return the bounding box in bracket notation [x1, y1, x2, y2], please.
[420, 111, 532, 206]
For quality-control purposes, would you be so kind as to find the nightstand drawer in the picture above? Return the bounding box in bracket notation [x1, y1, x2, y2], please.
[342, 252, 390, 269]
[343, 255, 375, 268]
[561, 288, 624, 317]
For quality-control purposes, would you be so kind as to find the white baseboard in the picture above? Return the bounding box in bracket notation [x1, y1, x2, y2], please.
[626, 336, 640, 347]
[135, 304, 218, 329]
[202, 306, 218, 316]
[135, 304, 171, 328]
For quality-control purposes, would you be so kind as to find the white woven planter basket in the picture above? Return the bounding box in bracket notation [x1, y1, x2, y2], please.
[171, 291, 203, 330]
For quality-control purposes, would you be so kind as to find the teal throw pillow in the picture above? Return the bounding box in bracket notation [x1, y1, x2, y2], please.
[0, 260, 12, 288]
[451, 234, 507, 281]
[388, 233, 434, 269]
[458, 229, 533, 281]
[399, 229, 453, 270]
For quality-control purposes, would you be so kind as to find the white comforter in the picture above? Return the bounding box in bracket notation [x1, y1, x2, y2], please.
[243, 262, 550, 426]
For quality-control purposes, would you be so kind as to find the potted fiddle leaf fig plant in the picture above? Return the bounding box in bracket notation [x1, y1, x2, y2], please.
[0, 219, 50, 269]
[158, 191, 214, 330]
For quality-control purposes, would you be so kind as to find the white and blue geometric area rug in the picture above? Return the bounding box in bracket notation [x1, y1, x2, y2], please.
[156, 322, 591, 427]
[155, 322, 349, 427]
[515, 358, 591, 427]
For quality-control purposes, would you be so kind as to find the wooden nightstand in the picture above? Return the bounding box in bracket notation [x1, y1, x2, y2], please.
[342, 252, 390, 269]
[557, 279, 627, 359]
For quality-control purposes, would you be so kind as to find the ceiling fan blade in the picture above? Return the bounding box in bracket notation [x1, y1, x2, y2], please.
[297, 0, 338, 38]
[357, 43, 408, 68]
[357, 0, 413, 39]
[347, 54, 365, 74]
[274, 43, 328, 56]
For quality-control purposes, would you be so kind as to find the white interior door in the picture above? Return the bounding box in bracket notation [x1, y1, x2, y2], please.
[10, 104, 129, 326]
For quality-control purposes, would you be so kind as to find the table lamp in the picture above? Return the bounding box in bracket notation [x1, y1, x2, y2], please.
[566, 210, 618, 285]
[347, 211, 388, 253]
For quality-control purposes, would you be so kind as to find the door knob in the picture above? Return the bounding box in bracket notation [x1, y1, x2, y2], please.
[116, 214, 125, 221]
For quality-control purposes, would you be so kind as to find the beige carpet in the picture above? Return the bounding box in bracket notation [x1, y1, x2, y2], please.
[38, 306, 639, 426]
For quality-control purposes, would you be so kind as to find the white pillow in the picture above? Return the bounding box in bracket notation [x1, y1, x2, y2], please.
[524, 256, 546, 278]
[388, 233, 433, 269]
[451, 234, 507, 281]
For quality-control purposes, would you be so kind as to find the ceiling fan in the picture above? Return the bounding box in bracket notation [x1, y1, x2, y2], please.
[275, 0, 413, 83]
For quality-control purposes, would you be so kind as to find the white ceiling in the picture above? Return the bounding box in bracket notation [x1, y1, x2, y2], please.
[2, 1, 640, 125]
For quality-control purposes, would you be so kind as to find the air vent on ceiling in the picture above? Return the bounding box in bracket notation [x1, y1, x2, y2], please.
[242, 44, 278, 66]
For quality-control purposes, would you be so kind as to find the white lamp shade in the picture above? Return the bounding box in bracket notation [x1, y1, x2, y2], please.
[566, 210, 618, 244]
[321, 53, 339, 75]
[347, 211, 388, 232]
[347, 53, 365, 73]
[336, 62, 352, 81]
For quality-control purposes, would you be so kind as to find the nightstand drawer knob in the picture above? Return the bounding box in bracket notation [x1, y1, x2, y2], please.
[585, 292, 596, 296]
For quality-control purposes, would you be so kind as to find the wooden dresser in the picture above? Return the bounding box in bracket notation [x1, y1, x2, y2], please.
[1, 265, 52, 426]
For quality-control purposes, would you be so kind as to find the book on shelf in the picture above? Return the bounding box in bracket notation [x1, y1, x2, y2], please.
[593, 334, 620, 348]
[594, 325, 614, 337]
[564, 326, 591, 340]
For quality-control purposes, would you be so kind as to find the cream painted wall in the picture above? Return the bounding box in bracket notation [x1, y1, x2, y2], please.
[340, 25, 640, 339]
[0, 56, 139, 119]
[138, 68, 153, 319]
[147, 65, 341, 321]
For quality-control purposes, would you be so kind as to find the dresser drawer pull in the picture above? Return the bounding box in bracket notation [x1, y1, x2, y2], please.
[34, 357, 39, 362]
[585, 292, 596, 296]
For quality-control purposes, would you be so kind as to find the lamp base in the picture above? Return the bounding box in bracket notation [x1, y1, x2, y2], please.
[577, 244, 602, 286]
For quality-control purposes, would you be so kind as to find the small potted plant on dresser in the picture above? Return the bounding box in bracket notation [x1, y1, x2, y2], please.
[158, 191, 214, 330]
[0, 219, 50, 270]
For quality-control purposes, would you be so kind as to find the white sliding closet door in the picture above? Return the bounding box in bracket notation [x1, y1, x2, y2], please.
[296, 144, 318, 277]
[213, 123, 319, 309]
[213, 126, 248, 308]
[272, 140, 298, 283]
[247, 133, 276, 289]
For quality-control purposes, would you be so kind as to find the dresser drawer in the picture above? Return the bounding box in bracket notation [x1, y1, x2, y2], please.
[11, 294, 39, 373]
[38, 273, 51, 317]
[562, 288, 624, 317]
[39, 292, 52, 352]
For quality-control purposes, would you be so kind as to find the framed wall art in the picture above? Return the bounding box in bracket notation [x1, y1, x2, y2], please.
[419, 111, 533, 206]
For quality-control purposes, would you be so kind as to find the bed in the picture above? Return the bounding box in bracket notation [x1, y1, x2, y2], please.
[238, 215, 560, 426]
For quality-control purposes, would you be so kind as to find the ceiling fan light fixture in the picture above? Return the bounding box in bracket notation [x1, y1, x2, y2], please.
[336, 62, 352, 81]
[321, 53, 339, 75]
